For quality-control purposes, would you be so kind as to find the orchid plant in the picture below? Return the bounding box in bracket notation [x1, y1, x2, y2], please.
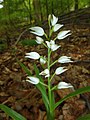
[25, 14, 73, 120]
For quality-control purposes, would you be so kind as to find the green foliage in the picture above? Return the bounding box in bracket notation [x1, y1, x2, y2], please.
[52, 86, 90, 111]
[0, 104, 26, 120]
[34, 64, 49, 112]
[20, 39, 38, 46]
[0, 0, 90, 25]
[17, 59, 49, 112]
[77, 114, 90, 120]
[0, 42, 7, 52]
[17, 59, 32, 76]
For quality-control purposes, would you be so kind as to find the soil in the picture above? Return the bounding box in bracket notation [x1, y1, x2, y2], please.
[0, 24, 90, 120]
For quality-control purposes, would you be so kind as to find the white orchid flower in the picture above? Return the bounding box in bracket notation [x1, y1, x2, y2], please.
[55, 67, 67, 75]
[25, 52, 40, 60]
[57, 30, 71, 40]
[53, 24, 63, 32]
[39, 69, 50, 78]
[45, 41, 50, 48]
[0, 4, 3, 8]
[46, 40, 60, 51]
[58, 56, 73, 63]
[57, 82, 73, 89]
[40, 56, 46, 64]
[35, 36, 44, 44]
[51, 14, 58, 26]
[30, 26, 44, 36]
[0, 0, 3, 2]
[26, 76, 39, 84]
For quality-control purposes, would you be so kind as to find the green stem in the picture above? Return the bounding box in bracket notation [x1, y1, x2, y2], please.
[50, 60, 58, 67]
[39, 81, 48, 87]
[43, 42, 48, 48]
[47, 111, 54, 120]
[50, 73, 55, 82]
[48, 48, 51, 104]
[44, 33, 49, 40]
[47, 48, 54, 120]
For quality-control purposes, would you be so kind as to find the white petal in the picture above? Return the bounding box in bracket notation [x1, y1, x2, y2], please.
[45, 74, 50, 78]
[46, 41, 50, 48]
[50, 40, 60, 51]
[25, 52, 40, 59]
[55, 67, 67, 75]
[51, 44, 60, 51]
[50, 40, 55, 45]
[35, 36, 44, 44]
[53, 24, 63, 32]
[58, 33, 71, 40]
[0, 4, 3, 8]
[57, 82, 73, 89]
[39, 69, 50, 78]
[30, 27, 44, 36]
[26, 76, 39, 84]
[51, 14, 58, 26]
[58, 56, 73, 63]
[0, 0, 3, 3]
[40, 57, 46, 64]
[57, 30, 71, 39]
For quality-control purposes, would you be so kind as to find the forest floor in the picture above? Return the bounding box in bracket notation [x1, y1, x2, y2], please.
[0, 23, 90, 120]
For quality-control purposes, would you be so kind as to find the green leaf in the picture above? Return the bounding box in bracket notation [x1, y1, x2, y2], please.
[17, 59, 31, 76]
[20, 39, 38, 46]
[77, 114, 90, 120]
[0, 104, 26, 120]
[34, 64, 49, 112]
[52, 86, 90, 111]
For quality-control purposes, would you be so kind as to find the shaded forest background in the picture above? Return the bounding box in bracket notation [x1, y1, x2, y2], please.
[0, 0, 90, 24]
[0, 0, 90, 50]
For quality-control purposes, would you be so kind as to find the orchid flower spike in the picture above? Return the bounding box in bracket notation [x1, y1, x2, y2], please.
[26, 76, 39, 85]
[57, 82, 73, 89]
[39, 69, 50, 78]
[25, 52, 40, 60]
[35, 36, 44, 44]
[46, 40, 60, 51]
[58, 56, 73, 63]
[30, 26, 44, 36]
[57, 30, 71, 40]
[51, 14, 58, 26]
[55, 67, 67, 75]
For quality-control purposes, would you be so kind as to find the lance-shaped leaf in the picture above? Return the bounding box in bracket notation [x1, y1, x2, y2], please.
[34, 64, 49, 112]
[0, 104, 26, 120]
[52, 86, 90, 111]
[26, 76, 39, 84]
[55, 67, 67, 75]
[30, 26, 44, 36]
[58, 56, 73, 63]
[57, 30, 71, 40]
[57, 82, 73, 89]
[25, 52, 40, 60]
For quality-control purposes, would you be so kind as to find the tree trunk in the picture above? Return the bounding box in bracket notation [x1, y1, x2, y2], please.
[74, 0, 78, 11]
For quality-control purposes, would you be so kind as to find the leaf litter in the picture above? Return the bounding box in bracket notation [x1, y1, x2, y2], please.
[0, 24, 90, 120]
